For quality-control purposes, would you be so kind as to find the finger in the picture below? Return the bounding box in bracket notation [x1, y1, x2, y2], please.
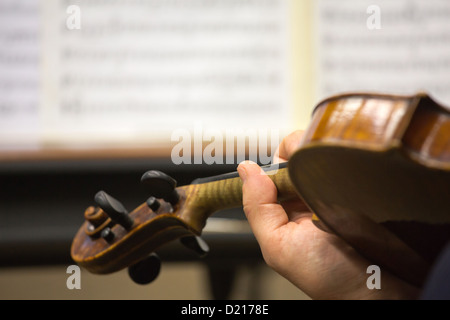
[237, 161, 289, 240]
[273, 130, 304, 163]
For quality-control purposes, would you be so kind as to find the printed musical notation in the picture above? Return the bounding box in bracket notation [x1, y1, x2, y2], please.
[315, 0, 450, 106]
[1, 0, 450, 152]
[0, 0, 40, 149]
[40, 0, 292, 148]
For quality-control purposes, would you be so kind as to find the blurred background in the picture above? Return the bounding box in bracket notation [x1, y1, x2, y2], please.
[1, 0, 450, 299]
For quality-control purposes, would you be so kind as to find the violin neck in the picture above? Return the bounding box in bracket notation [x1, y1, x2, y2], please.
[178, 162, 298, 233]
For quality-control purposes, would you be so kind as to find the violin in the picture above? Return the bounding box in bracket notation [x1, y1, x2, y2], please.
[71, 92, 450, 287]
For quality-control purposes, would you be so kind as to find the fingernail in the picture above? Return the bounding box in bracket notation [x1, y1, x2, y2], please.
[237, 163, 248, 182]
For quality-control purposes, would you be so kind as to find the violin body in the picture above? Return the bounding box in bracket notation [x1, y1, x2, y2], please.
[289, 92, 450, 286]
[71, 92, 450, 288]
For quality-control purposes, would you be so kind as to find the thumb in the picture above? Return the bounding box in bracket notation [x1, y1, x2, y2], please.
[237, 161, 289, 241]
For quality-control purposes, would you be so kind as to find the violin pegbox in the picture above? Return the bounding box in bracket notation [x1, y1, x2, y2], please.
[71, 170, 209, 285]
[140, 170, 209, 256]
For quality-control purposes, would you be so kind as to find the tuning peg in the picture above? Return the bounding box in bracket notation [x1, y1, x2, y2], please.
[94, 191, 134, 230]
[128, 253, 161, 285]
[180, 235, 209, 257]
[146, 196, 161, 212]
[141, 171, 180, 206]
[100, 227, 115, 243]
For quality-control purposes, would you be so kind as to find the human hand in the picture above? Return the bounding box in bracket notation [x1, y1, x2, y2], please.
[237, 130, 419, 299]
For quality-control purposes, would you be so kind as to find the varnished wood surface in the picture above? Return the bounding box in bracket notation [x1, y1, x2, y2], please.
[71, 165, 300, 274]
[289, 92, 450, 286]
[179, 165, 299, 233]
[71, 200, 194, 274]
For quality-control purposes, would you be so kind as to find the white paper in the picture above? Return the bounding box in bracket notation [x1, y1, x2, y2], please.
[41, 0, 292, 147]
[314, 0, 450, 107]
[0, 0, 40, 149]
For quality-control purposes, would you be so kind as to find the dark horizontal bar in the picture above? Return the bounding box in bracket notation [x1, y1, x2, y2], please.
[191, 162, 287, 184]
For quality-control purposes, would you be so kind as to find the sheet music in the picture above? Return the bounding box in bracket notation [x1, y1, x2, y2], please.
[314, 0, 450, 106]
[4, 1, 450, 152]
[0, 1, 40, 149]
[41, 0, 292, 147]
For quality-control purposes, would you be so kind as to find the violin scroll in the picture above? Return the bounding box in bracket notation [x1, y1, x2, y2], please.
[71, 171, 204, 284]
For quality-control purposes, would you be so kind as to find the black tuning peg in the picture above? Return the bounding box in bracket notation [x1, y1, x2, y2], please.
[100, 227, 115, 243]
[94, 190, 134, 230]
[146, 196, 161, 212]
[180, 235, 209, 257]
[128, 253, 161, 285]
[141, 170, 180, 206]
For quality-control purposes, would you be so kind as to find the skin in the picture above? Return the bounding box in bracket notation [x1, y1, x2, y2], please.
[237, 130, 420, 299]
